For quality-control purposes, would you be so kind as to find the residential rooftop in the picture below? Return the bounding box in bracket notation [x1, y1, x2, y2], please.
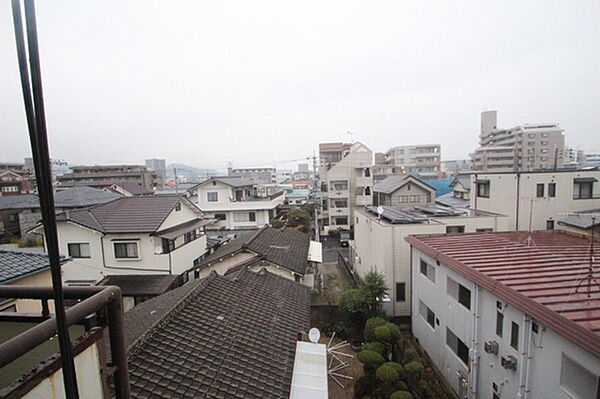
[0, 186, 121, 210]
[125, 268, 310, 398]
[361, 205, 492, 225]
[559, 209, 600, 229]
[0, 249, 53, 284]
[373, 174, 436, 195]
[407, 230, 600, 358]
[97, 274, 180, 296]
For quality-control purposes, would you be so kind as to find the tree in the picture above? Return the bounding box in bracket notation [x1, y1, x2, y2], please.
[287, 209, 311, 233]
[357, 350, 385, 368]
[390, 391, 413, 399]
[363, 342, 385, 354]
[375, 364, 400, 383]
[361, 271, 389, 316]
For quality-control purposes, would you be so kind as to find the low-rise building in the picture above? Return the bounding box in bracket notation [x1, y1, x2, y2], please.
[372, 175, 436, 207]
[558, 208, 600, 237]
[57, 164, 163, 190]
[407, 231, 600, 399]
[31, 195, 212, 285]
[228, 166, 275, 184]
[286, 189, 310, 206]
[471, 168, 600, 230]
[107, 182, 153, 196]
[125, 267, 311, 398]
[383, 144, 442, 179]
[353, 205, 508, 317]
[436, 175, 471, 208]
[188, 226, 316, 285]
[189, 176, 285, 230]
[0, 170, 36, 196]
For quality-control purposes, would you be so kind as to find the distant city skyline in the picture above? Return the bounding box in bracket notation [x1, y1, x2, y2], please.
[2, 1, 599, 166]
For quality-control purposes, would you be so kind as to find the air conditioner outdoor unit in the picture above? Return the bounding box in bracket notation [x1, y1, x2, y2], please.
[484, 340, 499, 355]
[501, 355, 518, 370]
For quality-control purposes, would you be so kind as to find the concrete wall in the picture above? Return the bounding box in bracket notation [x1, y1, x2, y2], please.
[412, 247, 600, 399]
[195, 181, 233, 205]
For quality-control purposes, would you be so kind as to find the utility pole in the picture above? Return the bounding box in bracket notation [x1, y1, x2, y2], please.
[174, 166, 178, 194]
[312, 151, 320, 242]
[553, 147, 559, 170]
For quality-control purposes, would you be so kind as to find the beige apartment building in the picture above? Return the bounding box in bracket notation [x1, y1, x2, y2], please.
[471, 169, 600, 231]
[381, 144, 441, 179]
[318, 142, 373, 234]
[353, 205, 508, 317]
[471, 110, 565, 172]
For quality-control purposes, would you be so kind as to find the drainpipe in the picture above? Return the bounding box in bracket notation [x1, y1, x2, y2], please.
[515, 173, 521, 230]
[391, 224, 396, 316]
[517, 315, 532, 398]
[469, 284, 481, 399]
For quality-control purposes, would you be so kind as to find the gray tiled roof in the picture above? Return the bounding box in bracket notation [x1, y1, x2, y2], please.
[54, 186, 122, 208]
[373, 175, 435, 195]
[450, 175, 471, 190]
[0, 195, 39, 210]
[198, 227, 310, 275]
[126, 268, 310, 399]
[56, 195, 184, 233]
[435, 192, 470, 208]
[191, 176, 255, 191]
[559, 209, 600, 229]
[98, 274, 180, 296]
[0, 249, 51, 284]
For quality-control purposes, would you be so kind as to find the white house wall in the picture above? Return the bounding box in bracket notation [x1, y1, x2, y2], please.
[412, 247, 600, 399]
[158, 201, 202, 230]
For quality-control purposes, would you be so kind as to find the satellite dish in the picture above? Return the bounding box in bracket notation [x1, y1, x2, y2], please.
[377, 206, 384, 215]
[308, 327, 321, 343]
[154, 245, 163, 255]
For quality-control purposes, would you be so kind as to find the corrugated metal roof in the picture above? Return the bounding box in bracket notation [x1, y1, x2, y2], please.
[559, 209, 600, 229]
[407, 231, 600, 358]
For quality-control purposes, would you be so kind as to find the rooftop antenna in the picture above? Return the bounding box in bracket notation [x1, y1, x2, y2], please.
[575, 216, 599, 298]
[526, 198, 536, 247]
[326, 332, 355, 388]
[347, 131, 356, 144]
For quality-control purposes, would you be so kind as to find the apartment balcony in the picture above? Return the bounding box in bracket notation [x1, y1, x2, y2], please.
[0, 286, 130, 398]
[198, 191, 285, 211]
[329, 207, 349, 216]
[328, 189, 349, 199]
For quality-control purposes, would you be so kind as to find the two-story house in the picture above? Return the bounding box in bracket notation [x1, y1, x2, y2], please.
[31, 195, 212, 285]
[372, 175, 436, 207]
[188, 176, 285, 230]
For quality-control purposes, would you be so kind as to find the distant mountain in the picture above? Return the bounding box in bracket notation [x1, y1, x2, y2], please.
[167, 163, 222, 181]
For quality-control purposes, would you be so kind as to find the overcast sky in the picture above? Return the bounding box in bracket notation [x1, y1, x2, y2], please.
[1, 1, 599, 169]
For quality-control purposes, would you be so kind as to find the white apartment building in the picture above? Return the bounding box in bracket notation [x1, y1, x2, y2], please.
[31, 195, 211, 285]
[189, 176, 284, 230]
[383, 144, 441, 179]
[353, 205, 508, 317]
[318, 142, 373, 234]
[471, 110, 565, 172]
[471, 169, 600, 231]
[275, 169, 293, 183]
[408, 231, 600, 399]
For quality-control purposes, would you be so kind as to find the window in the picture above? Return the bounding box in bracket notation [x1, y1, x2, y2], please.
[249, 212, 256, 222]
[447, 277, 471, 309]
[332, 181, 348, 191]
[446, 225, 465, 235]
[365, 186, 371, 195]
[510, 322, 519, 350]
[364, 168, 371, 177]
[574, 181, 594, 199]
[184, 229, 198, 243]
[477, 182, 490, 198]
[536, 183, 544, 198]
[175, 203, 181, 211]
[8, 214, 18, 222]
[333, 199, 348, 208]
[547, 220, 555, 230]
[335, 217, 348, 225]
[193, 270, 200, 279]
[0, 304, 17, 312]
[162, 238, 175, 253]
[419, 300, 435, 329]
[541, 141, 548, 145]
[1, 186, 19, 193]
[207, 192, 218, 202]
[214, 213, 226, 221]
[548, 183, 556, 197]
[446, 327, 469, 365]
[68, 243, 90, 258]
[420, 259, 435, 283]
[476, 228, 493, 232]
[528, 133, 535, 138]
[396, 283, 406, 302]
[496, 311, 504, 337]
[114, 242, 138, 259]
[181, 272, 189, 284]
[560, 354, 599, 399]
[541, 148, 548, 153]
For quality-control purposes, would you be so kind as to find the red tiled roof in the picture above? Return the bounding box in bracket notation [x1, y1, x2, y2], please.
[407, 231, 600, 358]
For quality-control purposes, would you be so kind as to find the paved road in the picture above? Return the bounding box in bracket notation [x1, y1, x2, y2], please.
[318, 237, 352, 293]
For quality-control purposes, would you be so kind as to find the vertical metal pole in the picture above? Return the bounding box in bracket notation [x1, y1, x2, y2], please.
[11, 1, 80, 397]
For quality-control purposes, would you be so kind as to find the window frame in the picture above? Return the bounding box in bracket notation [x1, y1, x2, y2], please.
[477, 182, 490, 198]
[495, 311, 504, 337]
[67, 243, 91, 259]
[207, 192, 219, 202]
[510, 321, 520, 350]
[114, 242, 139, 259]
[573, 182, 593, 199]
[395, 282, 406, 302]
[548, 183, 556, 197]
[420, 259, 436, 283]
[536, 183, 545, 198]
[214, 213, 227, 221]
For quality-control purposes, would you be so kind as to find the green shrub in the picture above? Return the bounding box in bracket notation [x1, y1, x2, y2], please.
[382, 362, 403, 375]
[363, 342, 385, 354]
[390, 391, 413, 399]
[375, 364, 399, 383]
[271, 220, 285, 228]
[374, 325, 391, 342]
[403, 348, 417, 363]
[385, 323, 401, 340]
[357, 350, 385, 368]
[328, 229, 340, 237]
[403, 361, 424, 375]
[396, 380, 408, 391]
[364, 317, 387, 342]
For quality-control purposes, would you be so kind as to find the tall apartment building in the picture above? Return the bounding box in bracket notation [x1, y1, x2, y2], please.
[145, 158, 167, 178]
[471, 110, 565, 172]
[57, 165, 163, 190]
[318, 142, 373, 234]
[227, 166, 275, 184]
[382, 144, 442, 179]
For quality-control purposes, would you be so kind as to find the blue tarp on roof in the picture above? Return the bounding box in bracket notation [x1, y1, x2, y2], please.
[423, 178, 453, 197]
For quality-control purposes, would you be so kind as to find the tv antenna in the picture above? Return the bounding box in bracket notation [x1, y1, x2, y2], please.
[575, 216, 599, 298]
[326, 332, 355, 389]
